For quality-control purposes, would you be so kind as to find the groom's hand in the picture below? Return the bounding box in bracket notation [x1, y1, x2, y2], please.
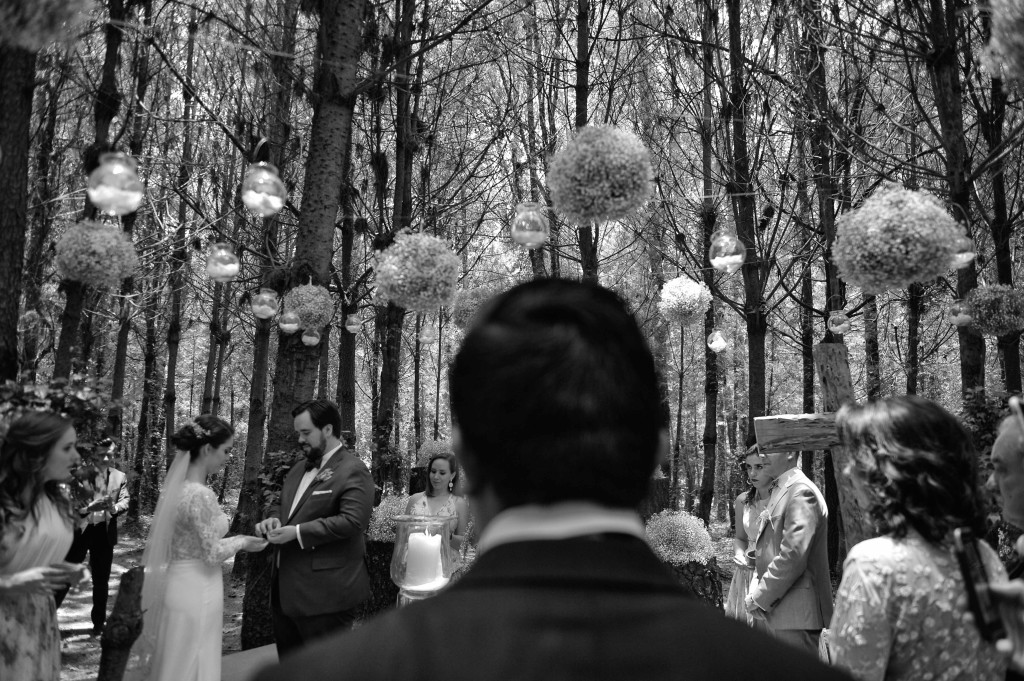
[256, 517, 281, 538]
[267, 525, 298, 544]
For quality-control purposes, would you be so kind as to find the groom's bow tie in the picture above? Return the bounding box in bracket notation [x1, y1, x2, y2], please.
[304, 455, 322, 472]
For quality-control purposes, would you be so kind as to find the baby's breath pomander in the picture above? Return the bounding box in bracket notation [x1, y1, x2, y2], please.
[0, 0, 92, 52]
[965, 285, 1024, 337]
[375, 232, 460, 312]
[658, 276, 712, 326]
[984, 0, 1024, 82]
[834, 184, 961, 293]
[286, 284, 334, 329]
[55, 221, 139, 289]
[452, 286, 496, 330]
[416, 439, 453, 467]
[548, 125, 653, 224]
[644, 510, 714, 566]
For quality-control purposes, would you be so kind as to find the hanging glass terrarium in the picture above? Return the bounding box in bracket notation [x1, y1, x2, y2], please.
[707, 330, 728, 353]
[950, 235, 976, 270]
[948, 301, 972, 327]
[827, 310, 852, 335]
[301, 328, 321, 346]
[279, 310, 301, 334]
[510, 202, 549, 249]
[708, 230, 745, 274]
[250, 288, 279, 319]
[344, 313, 362, 334]
[241, 162, 288, 217]
[205, 242, 240, 283]
[87, 152, 145, 216]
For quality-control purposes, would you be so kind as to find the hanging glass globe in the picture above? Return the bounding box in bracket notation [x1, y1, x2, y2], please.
[301, 328, 321, 346]
[87, 152, 145, 216]
[949, 301, 972, 327]
[510, 201, 549, 249]
[206, 242, 240, 283]
[707, 330, 728, 353]
[827, 310, 852, 335]
[279, 310, 301, 334]
[241, 162, 288, 217]
[250, 288, 279, 319]
[708, 230, 745, 274]
[344, 313, 362, 334]
[951, 235, 976, 270]
[418, 325, 437, 343]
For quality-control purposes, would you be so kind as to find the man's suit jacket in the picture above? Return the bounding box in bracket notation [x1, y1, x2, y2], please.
[79, 467, 130, 542]
[254, 534, 851, 681]
[748, 468, 833, 631]
[269, 448, 374, 617]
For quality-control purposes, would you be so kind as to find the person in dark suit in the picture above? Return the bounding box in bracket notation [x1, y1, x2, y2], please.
[55, 438, 130, 635]
[255, 399, 374, 658]
[253, 279, 849, 681]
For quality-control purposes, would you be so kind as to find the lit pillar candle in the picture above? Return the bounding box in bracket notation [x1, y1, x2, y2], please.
[405, 532, 442, 587]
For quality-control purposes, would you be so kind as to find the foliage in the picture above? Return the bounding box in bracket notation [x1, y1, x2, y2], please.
[985, 0, 1024, 82]
[964, 285, 1024, 337]
[451, 286, 496, 330]
[55, 221, 139, 289]
[645, 509, 714, 565]
[375, 232, 460, 312]
[548, 125, 653, 224]
[286, 283, 334, 329]
[415, 438, 452, 467]
[834, 184, 961, 293]
[658, 276, 712, 326]
[0, 0, 92, 51]
[257, 448, 303, 514]
[366, 490, 407, 542]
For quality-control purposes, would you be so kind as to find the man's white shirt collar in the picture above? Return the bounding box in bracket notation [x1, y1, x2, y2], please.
[476, 501, 646, 555]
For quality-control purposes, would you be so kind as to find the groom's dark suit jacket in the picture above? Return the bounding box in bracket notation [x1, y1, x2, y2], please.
[255, 533, 851, 681]
[269, 447, 374, 617]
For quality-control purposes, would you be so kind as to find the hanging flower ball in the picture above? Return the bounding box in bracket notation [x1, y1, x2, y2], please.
[279, 310, 301, 334]
[948, 301, 972, 327]
[301, 328, 321, 346]
[708, 230, 746, 274]
[984, 0, 1024, 81]
[510, 201, 549, 249]
[206, 242, 240, 283]
[344, 313, 363, 334]
[833, 184, 962, 293]
[827, 311, 852, 335]
[707, 330, 728, 353]
[55, 221, 139, 289]
[452, 286, 495, 330]
[950, 235, 976, 270]
[375, 232, 460, 312]
[250, 288, 279, 320]
[964, 285, 1024, 337]
[0, 0, 92, 52]
[241, 162, 287, 217]
[658, 276, 712, 326]
[548, 125, 653, 224]
[287, 284, 334, 329]
[87, 152, 145, 216]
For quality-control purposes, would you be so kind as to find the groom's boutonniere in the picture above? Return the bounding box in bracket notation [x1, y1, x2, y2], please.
[313, 467, 334, 485]
[757, 508, 771, 534]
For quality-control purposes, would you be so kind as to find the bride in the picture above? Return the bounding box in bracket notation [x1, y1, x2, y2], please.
[129, 415, 266, 681]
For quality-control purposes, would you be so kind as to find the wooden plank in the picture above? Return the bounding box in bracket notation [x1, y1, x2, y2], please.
[753, 413, 839, 453]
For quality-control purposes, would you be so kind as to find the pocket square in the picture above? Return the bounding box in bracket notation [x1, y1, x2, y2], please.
[311, 490, 332, 496]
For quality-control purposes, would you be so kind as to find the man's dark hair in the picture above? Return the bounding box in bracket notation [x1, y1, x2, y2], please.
[292, 399, 343, 438]
[449, 279, 664, 508]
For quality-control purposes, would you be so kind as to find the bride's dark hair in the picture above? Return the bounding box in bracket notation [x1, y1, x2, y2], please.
[170, 414, 233, 460]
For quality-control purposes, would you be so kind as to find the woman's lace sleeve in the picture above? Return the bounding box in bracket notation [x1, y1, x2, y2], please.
[183, 487, 249, 565]
[831, 556, 892, 681]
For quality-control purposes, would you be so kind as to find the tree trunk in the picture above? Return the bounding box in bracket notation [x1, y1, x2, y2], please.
[864, 296, 881, 398]
[574, 0, 597, 283]
[906, 283, 924, 394]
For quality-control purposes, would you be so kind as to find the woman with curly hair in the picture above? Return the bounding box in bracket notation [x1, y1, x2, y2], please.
[0, 411, 86, 681]
[830, 395, 1007, 680]
[724, 445, 773, 628]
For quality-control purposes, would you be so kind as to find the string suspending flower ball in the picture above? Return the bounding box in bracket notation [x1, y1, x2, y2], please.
[375, 232, 460, 312]
[241, 162, 287, 217]
[55, 220, 139, 289]
[548, 125, 653, 224]
[87, 152, 145, 216]
[286, 284, 333, 329]
[963, 285, 1024, 337]
[833, 184, 962, 293]
[658, 276, 712, 326]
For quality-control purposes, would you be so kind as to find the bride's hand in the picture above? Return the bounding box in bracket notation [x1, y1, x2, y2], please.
[241, 536, 269, 552]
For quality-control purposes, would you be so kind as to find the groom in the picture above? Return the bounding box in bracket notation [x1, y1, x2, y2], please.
[256, 399, 374, 657]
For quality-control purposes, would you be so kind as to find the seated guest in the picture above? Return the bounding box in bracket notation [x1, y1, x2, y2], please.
[255, 279, 849, 681]
[405, 451, 468, 551]
[831, 395, 1007, 681]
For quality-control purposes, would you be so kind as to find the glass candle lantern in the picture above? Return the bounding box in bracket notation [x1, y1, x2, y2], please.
[951, 236, 976, 270]
[510, 202, 549, 249]
[344, 313, 362, 334]
[206, 242, 240, 283]
[418, 324, 437, 344]
[279, 310, 301, 334]
[827, 310, 852, 335]
[707, 330, 728, 353]
[708, 230, 745, 274]
[241, 162, 288, 217]
[250, 288, 279, 319]
[87, 152, 145, 216]
[301, 328, 321, 346]
[391, 514, 455, 606]
[949, 301, 972, 327]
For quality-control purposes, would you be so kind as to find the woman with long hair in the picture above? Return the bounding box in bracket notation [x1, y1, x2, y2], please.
[405, 451, 469, 550]
[830, 395, 1006, 680]
[724, 445, 773, 627]
[129, 414, 266, 681]
[0, 411, 85, 681]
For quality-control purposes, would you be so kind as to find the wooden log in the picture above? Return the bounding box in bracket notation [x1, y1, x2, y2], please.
[96, 564, 144, 681]
[753, 413, 839, 453]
